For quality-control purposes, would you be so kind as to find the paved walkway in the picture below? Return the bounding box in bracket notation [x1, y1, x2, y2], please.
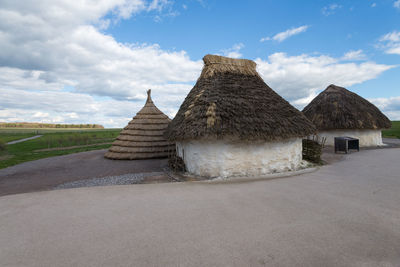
[6, 135, 42, 145]
[1, 148, 399, 266]
[383, 137, 400, 146]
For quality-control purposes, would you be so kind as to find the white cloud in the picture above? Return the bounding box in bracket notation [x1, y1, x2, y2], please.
[380, 31, 400, 42]
[221, 43, 245, 58]
[0, 87, 153, 127]
[379, 31, 400, 55]
[0, 0, 147, 30]
[0, 0, 201, 127]
[0, 23, 201, 97]
[32, 112, 50, 119]
[147, 0, 179, 21]
[255, 52, 394, 109]
[387, 47, 400, 54]
[322, 3, 342, 16]
[342, 50, 366, 61]
[369, 96, 400, 120]
[394, 0, 400, 9]
[147, 0, 170, 11]
[371, 3, 377, 7]
[260, 25, 309, 43]
[370, 96, 400, 111]
[1, 48, 394, 125]
[0, 4, 200, 92]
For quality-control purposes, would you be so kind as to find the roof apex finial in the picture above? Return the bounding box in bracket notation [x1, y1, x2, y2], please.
[146, 89, 152, 103]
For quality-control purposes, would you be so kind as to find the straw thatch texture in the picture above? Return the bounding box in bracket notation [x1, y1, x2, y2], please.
[164, 54, 315, 141]
[302, 84, 391, 130]
[105, 90, 175, 160]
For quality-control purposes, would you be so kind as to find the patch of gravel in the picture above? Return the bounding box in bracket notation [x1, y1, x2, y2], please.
[54, 172, 165, 190]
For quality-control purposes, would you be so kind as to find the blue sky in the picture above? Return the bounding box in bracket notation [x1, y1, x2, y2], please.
[0, 0, 399, 127]
[107, 0, 400, 97]
[110, 0, 396, 58]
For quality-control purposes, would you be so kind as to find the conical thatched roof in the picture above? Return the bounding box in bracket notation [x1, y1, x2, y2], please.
[302, 84, 391, 130]
[164, 54, 316, 141]
[105, 90, 174, 160]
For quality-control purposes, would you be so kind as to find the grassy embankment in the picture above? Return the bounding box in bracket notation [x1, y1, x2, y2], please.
[0, 128, 121, 169]
[382, 121, 400, 139]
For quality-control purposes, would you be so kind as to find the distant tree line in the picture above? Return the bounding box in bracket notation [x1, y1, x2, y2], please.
[0, 122, 104, 129]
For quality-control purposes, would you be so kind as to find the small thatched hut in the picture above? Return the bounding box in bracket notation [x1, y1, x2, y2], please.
[105, 90, 174, 159]
[164, 54, 315, 178]
[302, 84, 391, 147]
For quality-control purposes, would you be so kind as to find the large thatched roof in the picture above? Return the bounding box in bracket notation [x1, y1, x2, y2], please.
[164, 54, 316, 141]
[302, 84, 391, 130]
[105, 90, 174, 160]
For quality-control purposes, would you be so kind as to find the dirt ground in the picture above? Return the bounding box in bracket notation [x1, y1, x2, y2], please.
[0, 147, 343, 197]
[0, 149, 170, 196]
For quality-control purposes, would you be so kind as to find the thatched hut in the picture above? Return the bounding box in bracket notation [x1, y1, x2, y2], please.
[164, 54, 315, 178]
[105, 90, 174, 159]
[302, 84, 391, 147]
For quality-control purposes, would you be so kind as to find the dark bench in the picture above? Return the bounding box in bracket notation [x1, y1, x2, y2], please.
[334, 137, 359, 153]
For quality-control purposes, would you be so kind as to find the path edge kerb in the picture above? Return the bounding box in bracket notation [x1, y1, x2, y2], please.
[172, 166, 320, 185]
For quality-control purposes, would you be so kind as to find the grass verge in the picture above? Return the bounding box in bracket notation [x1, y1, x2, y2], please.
[0, 129, 121, 169]
[382, 121, 400, 139]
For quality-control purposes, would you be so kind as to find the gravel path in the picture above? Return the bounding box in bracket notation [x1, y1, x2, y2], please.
[55, 172, 165, 189]
[6, 135, 42, 145]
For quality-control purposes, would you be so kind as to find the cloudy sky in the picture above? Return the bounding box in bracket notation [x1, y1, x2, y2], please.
[0, 0, 399, 127]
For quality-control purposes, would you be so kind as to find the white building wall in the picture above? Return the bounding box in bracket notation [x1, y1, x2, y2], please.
[176, 138, 303, 178]
[317, 129, 383, 147]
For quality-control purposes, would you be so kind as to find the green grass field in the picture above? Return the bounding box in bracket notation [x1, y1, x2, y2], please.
[0, 133, 37, 143]
[382, 121, 400, 139]
[0, 128, 121, 169]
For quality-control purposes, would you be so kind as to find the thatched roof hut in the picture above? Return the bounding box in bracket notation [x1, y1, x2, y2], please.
[165, 54, 315, 178]
[105, 90, 174, 160]
[165, 55, 315, 142]
[302, 84, 391, 146]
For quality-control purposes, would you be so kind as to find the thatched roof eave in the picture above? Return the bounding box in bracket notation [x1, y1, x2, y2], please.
[105, 89, 174, 160]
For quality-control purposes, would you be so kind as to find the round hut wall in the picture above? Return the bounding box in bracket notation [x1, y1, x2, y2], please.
[176, 138, 303, 178]
[316, 129, 384, 147]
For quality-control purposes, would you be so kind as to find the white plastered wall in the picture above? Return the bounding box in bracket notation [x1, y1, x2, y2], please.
[176, 138, 303, 178]
[317, 129, 384, 147]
